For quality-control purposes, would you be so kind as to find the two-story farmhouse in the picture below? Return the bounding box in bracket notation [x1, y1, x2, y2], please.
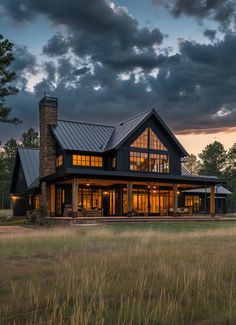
[11, 96, 230, 218]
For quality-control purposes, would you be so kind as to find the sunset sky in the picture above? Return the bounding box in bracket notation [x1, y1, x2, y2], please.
[0, 0, 236, 155]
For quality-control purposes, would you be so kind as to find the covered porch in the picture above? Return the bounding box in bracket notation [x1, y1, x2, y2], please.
[46, 178, 218, 218]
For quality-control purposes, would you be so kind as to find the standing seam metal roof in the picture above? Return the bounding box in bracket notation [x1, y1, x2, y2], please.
[18, 147, 39, 188]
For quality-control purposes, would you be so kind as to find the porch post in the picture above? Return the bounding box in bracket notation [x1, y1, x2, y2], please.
[127, 182, 133, 216]
[210, 185, 215, 218]
[72, 178, 78, 218]
[173, 184, 178, 217]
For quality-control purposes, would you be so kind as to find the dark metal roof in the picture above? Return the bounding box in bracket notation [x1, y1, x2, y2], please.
[52, 120, 113, 152]
[105, 110, 151, 151]
[18, 148, 39, 189]
[51, 109, 188, 156]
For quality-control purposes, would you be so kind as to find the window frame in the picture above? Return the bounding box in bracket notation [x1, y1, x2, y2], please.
[72, 154, 103, 168]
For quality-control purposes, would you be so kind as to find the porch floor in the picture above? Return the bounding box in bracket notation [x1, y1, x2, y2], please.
[45, 215, 234, 224]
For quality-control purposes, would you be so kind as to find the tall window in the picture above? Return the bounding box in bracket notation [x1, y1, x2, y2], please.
[130, 128, 169, 173]
[72, 155, 103, 167]
[56, 155, 63, 167]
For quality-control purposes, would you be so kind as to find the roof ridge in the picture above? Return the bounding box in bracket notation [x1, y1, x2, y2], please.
[18, 147, 40, 151]
[58, 119, 114, 128]
[113, 108, 153, 126]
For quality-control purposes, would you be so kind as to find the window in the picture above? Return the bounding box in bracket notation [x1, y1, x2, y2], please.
[72, 155, 103, 167]
[149, 128, 167, 151]
[56, 155, 63, 167]
[34, 195, 40, 210]
[112, 156, 116, 169]
[130, 128, 167, 151]
[130, 152, 148, 171]
[185, 195, 201, 212]
[149, 154, 169, 173]
[130, 152, 169, 173]
[130, 129, 148, 148]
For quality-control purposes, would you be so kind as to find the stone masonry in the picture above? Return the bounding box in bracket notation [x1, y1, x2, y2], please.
[39, 96, 58, 211]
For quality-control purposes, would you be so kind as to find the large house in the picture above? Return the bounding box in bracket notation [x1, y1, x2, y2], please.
[11, 96, 230, 218]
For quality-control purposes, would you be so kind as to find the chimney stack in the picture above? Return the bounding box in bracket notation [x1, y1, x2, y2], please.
[39, 95, 58, 179]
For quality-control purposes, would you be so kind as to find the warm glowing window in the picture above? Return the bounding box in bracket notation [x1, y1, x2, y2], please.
[130, 152, 169, 173]
[185, 195, 201, 212]
[112, 156, 116, 169]
[130, 129, 148, 148]
[130, 152, 148, 171]
[91, 156, 103, 167]
[130, 128, 167, 151]
[34, 195, 40, 210]
[56, 155, 63, 167]
[72, 155, 103, 167]
[149, 154, 169, 173]
[149, 128, 167, 151]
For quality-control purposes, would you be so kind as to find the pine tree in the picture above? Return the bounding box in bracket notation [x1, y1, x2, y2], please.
[21, 128, 39, 148]
[0, 34, 20, 124]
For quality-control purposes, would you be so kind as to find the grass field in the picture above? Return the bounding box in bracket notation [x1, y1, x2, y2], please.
[0, 223, 236, 324]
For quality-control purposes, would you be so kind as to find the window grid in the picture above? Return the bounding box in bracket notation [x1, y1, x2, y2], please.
[56, 155, 63, 167]
[149, 128, 167, 151]
[130, 129, 148, 148]
[130, 151, 169, 173]
[72, 155, 103, 167]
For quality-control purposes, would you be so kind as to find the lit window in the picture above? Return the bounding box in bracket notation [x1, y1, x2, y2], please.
[149, 154, 169, 173]
[130, 128, 167, 151]
[72, 155, 103, 167]
[112, 156, 116, 168]
[185, 195, 201, 212]
[91, 156, 103, 167]
[149, 128, 167, 151]
[130, 129, 148, 148]
[34, 195, 40, 210]
[130, 152, 169, 173]
[56, 155, 63, 167]
[130, 152, 148, 171]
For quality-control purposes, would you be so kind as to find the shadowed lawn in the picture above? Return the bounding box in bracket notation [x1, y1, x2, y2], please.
[0, 224, 236, 324]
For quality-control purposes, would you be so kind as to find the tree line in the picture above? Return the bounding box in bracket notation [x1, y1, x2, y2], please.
[0, 129, 39, 208]
[184, 141, 236, 212]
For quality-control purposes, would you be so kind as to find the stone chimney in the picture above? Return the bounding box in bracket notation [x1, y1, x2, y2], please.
[39, 95, 58, 179]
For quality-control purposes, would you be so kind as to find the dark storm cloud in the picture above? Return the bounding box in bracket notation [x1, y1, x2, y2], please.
[1, 0, 236, 144]
[204, 29, 217, 41]
[152, 0, 236, 26]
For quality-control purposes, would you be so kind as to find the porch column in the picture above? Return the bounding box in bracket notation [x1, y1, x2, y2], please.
[72, 178, 78, 218]
[210, 185, 215, 218]
[127, 182, 133, 215]
[173, 184, 178, 217]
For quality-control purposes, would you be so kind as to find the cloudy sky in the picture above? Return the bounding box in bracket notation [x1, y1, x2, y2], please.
[1, 0, 236, 155]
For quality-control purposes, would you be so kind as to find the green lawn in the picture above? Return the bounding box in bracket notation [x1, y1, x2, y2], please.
[0, 223, 236, 324]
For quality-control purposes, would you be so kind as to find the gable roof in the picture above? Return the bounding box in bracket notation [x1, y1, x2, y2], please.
[11, 148, 39, 192]
[51, 109, 188, 156]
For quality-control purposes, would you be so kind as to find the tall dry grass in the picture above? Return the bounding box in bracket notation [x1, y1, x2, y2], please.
[0, 226, 236, 324]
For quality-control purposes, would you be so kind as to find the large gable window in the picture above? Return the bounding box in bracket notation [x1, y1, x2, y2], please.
[130, 128, 169, 173]
[130, 128, 167, 151]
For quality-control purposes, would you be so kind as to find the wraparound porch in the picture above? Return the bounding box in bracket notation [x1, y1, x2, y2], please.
[42, 178, 218, 218]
